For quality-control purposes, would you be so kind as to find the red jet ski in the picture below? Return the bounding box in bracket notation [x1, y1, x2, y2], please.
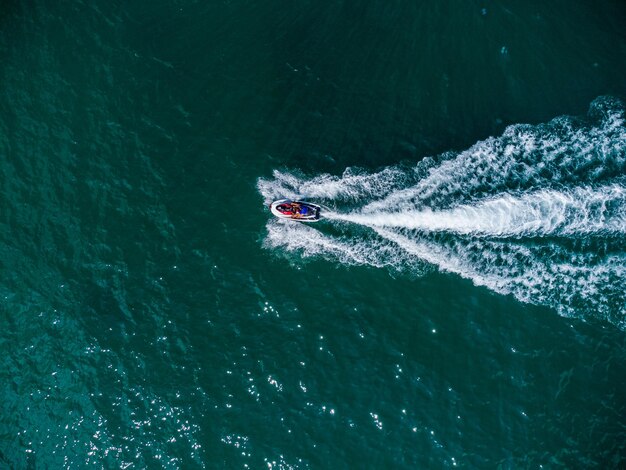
[269, 199, 322, 222]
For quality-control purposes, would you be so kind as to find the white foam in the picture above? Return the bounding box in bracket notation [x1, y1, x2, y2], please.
[372, 229, 626, 327]
[257, 166, 414, 206]
[258, 97, 626, 328]
[332, 184, 626, 237]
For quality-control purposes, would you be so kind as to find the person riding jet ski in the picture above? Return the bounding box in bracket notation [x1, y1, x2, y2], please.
[270, 199, 321, 222]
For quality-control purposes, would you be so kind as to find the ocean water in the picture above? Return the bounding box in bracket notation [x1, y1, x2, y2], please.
[1, 1, 625, 468]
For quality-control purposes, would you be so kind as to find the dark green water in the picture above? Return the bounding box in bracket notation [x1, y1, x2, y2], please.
[1, 1, 626, 468]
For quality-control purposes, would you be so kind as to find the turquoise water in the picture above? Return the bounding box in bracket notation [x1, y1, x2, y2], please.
[1, 1, 625, 468]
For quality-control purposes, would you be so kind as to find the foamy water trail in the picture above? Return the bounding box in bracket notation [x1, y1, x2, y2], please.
[257, 165, 418, 206]
[258, 97, 626, 328]
[330, 184, 626, 237]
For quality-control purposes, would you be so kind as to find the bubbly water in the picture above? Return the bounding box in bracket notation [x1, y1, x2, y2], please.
[259, 97, 626, 328]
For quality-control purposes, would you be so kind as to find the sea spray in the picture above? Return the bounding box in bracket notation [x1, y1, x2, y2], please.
[330, 184, 626, 237]
[258, 97, 626, 328]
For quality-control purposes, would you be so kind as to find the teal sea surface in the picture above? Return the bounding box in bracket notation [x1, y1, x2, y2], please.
[1, 1, 626, 468]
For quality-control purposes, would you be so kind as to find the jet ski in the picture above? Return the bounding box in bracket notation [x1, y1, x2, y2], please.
[270, 199, 321, 222]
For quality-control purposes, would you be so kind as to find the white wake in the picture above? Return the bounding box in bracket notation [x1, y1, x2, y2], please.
[328, 184, 626, 237]
[258, 97, 626, 328]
